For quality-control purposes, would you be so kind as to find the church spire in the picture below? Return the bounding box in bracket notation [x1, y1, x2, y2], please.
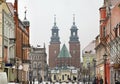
[23, 7, 30, 27]
[24, 7, 27, 20]
[69, 14, 79, 42]
[50, 15, 60, 44]
[73, 14, 75, 25]
[54, 14, 56, 25]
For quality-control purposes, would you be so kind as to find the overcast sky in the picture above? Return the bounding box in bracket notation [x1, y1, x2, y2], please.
[7, 0, 103, 55]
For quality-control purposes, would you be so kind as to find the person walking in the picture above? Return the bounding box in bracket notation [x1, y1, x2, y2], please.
[93, 77, 98, 84]
[99, 77, 103, 84]
[115, 80, 120, 84]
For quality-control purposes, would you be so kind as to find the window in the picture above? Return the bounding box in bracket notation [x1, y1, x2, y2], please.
[73, 32, 75, 36]
[54, 75, 56, 80]
[33, 71, 37, 76]
[33, 62, 37, 69]
[103, 27, 106, 37]
[54, 50, 56, 54]
[114, 27, 118, 37]
[62, 75, 64, 80]
[54, 33, 56, 36]
[67, 75, 69, 79]
[73, 50, 75, 54]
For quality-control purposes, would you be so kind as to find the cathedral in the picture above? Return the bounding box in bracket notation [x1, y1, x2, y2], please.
[49, 15, 81, 69]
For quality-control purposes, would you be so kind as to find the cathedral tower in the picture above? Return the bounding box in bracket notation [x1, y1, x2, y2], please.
[69, 14, 80, 68]
[49, 15, 61, 68]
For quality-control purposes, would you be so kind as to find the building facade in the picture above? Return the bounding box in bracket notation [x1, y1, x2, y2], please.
[50, 66, 78, 83]
[49, 15, 81, 69]
[0, 0, 30, 83]
[13, 0, 30, 83]
[0, 0, 15, 71]
[69, 15, 80, 68]
[95, 0, 120, 84]
[49, 15, 61, 68]
[82, 40, 96, 82]
[0, 1, 16, 82]
[29, 46, 48, 82]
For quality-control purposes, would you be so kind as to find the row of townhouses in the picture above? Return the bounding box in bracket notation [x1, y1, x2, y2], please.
[0, 0, 30, 83]
[82, 0, 120, 84]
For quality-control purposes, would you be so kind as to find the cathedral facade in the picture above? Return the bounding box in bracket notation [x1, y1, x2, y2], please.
[49, 15, 81, 69]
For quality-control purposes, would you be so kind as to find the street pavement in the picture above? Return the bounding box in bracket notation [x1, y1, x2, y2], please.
[8, 81, 93, 84]
[33, 81, 81, 84]
[32, 81, 92, 84]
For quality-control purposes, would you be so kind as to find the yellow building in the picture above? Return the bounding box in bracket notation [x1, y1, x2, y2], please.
[50, 66, 78, 83]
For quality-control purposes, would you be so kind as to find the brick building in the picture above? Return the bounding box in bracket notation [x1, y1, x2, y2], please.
[6, 0, 30, 83]
[49, 15, 81, 69]
[95, 0, 120, 84]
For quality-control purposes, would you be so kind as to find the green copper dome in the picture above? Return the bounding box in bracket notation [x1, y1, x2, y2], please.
[58, 44, 71, 58]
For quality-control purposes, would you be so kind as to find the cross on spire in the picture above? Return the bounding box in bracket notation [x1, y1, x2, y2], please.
[24, 6, 27, 20]
[73, 14, 75, 25]
[54, 14, 56, 25]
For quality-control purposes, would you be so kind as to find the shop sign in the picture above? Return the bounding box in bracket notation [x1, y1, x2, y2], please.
[113, 64, 120, 69]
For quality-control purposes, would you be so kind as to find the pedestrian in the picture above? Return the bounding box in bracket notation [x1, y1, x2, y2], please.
[93, 77, 98, 84]
[83, 78, 85, 84]
[115, 80, 120, 84]
[99, 77, 103, 84]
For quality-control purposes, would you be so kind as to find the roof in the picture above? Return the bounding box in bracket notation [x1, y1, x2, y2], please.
[7, 3, 14, 16]
[82, 40, 96, 54]
[58, 44, 71, 58]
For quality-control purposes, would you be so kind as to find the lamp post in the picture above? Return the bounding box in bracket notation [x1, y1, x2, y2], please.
[93, 58, 96, 79]
[15, 59, 23, 83]
[16, 60, 19, 83]
[103, 53, 107, 84]
[87, 62, 90, 84]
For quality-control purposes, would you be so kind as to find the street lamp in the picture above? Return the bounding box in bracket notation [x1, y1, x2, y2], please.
[15, 59, 23, 83]
[103, 53, 107, 84]
[92, 58, 96, 79]
[16, 60, 19, 83]
[87, 62, 90, 84]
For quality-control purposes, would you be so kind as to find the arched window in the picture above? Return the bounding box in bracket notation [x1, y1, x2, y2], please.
[103, 27, 106, 37]
[62, 75, 64, 80]
[73, 32, 76, 36]
[54, 33, 56, 36]
[54, 75, 56, 80]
